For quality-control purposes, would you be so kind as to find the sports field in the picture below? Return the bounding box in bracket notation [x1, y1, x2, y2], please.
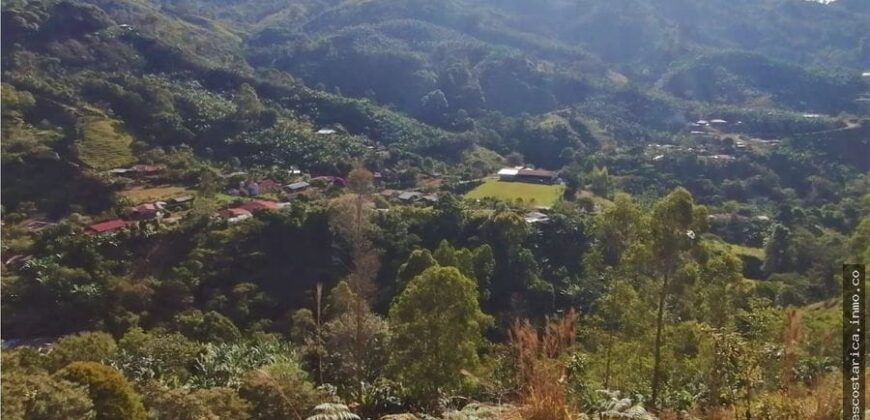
[465, 179, 563, 207]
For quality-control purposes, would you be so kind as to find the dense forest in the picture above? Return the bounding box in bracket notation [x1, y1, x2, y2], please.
[1, 0, 869, 419]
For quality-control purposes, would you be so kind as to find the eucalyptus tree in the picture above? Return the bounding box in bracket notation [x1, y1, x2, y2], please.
[623, 188, 708, 408]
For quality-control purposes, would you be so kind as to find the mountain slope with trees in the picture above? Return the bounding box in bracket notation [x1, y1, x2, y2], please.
[2, 0, 868, 419]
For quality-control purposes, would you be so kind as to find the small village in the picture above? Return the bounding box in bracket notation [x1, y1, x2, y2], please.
[3, 153, 570, 262]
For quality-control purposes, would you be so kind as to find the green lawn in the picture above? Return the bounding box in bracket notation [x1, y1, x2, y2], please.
[465, 179, 563, 207]
[729, 244, 765, 259]
[707, 239, 765, 260]
[75, 117, 136, 170]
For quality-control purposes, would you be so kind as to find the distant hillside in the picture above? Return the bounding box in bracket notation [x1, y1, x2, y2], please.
[659, 51, 865, 113]
[2, 0, 868, 214]
[236, 0, 868, 115]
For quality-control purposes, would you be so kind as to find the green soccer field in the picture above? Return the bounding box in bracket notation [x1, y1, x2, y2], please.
[465, 179, 564, 207]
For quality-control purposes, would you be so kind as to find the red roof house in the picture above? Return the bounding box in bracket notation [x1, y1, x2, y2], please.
[86, 219, 128, 234]
[217, 207, 253, 223]
[257, 179, 282, 192]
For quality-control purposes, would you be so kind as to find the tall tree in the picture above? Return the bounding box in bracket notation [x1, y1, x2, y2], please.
[388, 266, 492, 405]
[588, 166, 613, 198]
[592, 280, 642, 389]
[595, 192, 643, 266]
[625, 188, 707, 408]
[762, 224, 791, 275]
[396, 249, 437, 293]
[327, 166, 381, 398]
[322, 281, 390, 395]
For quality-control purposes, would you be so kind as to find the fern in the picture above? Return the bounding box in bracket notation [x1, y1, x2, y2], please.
[305, 403, 361, 420]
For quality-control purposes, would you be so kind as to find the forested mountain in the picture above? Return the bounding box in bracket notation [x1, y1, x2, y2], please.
[1, 0, 868, 419]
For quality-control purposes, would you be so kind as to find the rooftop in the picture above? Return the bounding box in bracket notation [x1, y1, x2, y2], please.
[257, 179, 282, 190]
[524, 211, 550, 224]
[170, 195, 194, 203]
[130, 164, 165, 173]
[218, 208, 252, 218]
[517, 168, 558, 178]
[286, 181, 311, 190]
[398, 191, 423, 201]
[88, 219, 127, 233]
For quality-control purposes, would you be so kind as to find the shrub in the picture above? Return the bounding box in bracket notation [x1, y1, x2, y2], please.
[47, 331, 117, 372]
[238, 362, 322, 420]
[142, 382, 252, 420]
[55, 361, 146, 420]
[173, 310, 242, 343]
[2, 370, 96, 420]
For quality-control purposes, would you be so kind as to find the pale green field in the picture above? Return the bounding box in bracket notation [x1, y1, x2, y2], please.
[465, 179, 563, 207]
[728, 243, 765, 259]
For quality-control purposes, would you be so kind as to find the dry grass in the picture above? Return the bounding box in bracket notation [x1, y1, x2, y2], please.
[119, 186, 193, 204]
[510, 309, 578, 420]
[780, 308, 801, 393]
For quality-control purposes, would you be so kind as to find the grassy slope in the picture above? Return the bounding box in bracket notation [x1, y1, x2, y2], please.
[75, 117, 136, 170]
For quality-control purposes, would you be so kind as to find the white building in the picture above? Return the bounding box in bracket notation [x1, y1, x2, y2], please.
[497, 167, 519, 181]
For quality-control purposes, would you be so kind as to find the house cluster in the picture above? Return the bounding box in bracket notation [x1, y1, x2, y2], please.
[497, 167, 560, 184]
[380, 190, 439, 205]
[705, 154, 737, 163]
[2, 218, 59, 270]
[647, 143, 705, 160]
[225, 175, 346, 199]
[108, 164, 166, 178]
[216, 199, 290, 223]
[647, 139, 746, 163]
[227, 179, 283, 196]
[690, 118, 733, 128]
[85, 195, 195, 235]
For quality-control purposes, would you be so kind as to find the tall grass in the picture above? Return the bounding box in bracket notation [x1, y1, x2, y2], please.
[780, 308, 801, 394]
[509, 309, 578, 420]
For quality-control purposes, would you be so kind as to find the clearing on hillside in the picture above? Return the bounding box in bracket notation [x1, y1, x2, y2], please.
[76, 117, 136, 170]
[465, 179, 563, 208]
[120, 186, 193, 204]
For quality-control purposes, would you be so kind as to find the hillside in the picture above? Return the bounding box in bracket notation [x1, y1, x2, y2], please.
[2, 0, 869, 419]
